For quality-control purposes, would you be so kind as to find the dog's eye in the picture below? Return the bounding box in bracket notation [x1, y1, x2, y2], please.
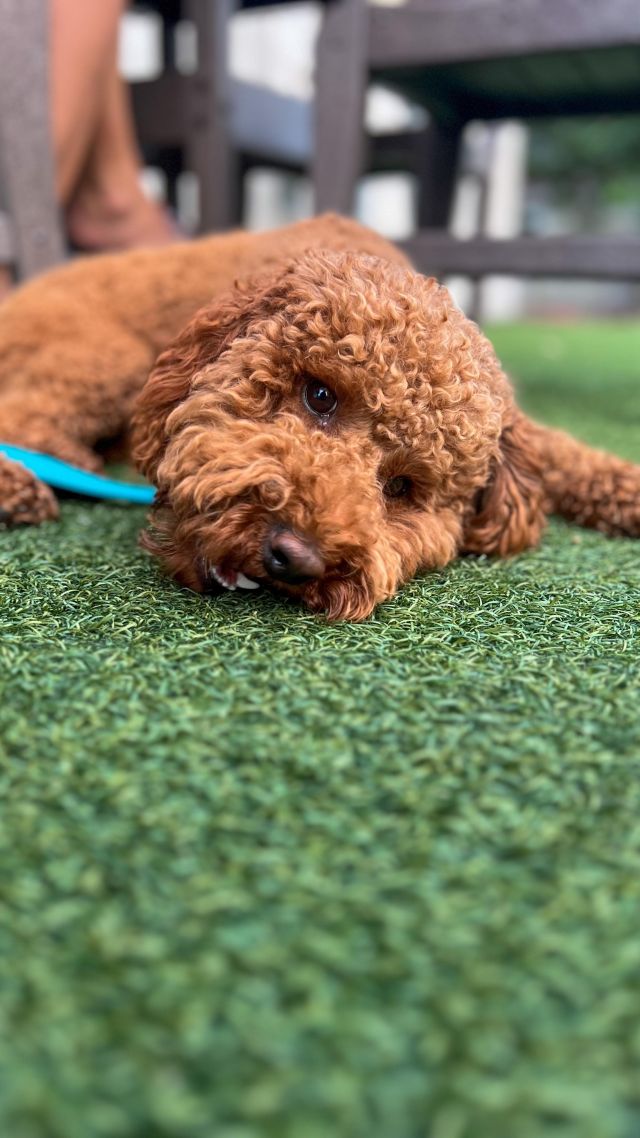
[385, 475, 412, 499]
[303, 378, 338, 419]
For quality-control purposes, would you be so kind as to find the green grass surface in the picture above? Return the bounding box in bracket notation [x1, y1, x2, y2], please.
[1, 321, 640, 1138]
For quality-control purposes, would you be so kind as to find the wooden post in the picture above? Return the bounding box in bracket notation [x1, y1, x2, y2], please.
[416, 118, 463, 229]
[313, 0, 369, 215]
[184, 0, 241, 231]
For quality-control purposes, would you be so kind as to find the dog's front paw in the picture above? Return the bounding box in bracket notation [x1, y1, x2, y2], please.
[0, 455, 59, 526]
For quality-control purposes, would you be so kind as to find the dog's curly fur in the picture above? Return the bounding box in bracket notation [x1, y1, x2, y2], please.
[1, 214, 639, 619]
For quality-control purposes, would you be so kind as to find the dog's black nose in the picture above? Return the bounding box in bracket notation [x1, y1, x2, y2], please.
[263, 527, 325, 584]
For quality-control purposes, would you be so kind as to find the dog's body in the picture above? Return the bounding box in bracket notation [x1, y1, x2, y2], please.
[1, 214, 639, 619]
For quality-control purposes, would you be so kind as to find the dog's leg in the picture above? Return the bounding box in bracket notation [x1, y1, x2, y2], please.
[524, 416, 640, 537]
[0, 398, 102, 525]
[0, 328, 155, 523]
[0, 453, 59, 526]
[0, 400, 106, 469]
[0, 390, 105, 526]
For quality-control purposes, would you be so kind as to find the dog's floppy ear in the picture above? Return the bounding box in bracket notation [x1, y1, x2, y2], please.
[462, 411, 546, 556]
[131, 269, 288, 480]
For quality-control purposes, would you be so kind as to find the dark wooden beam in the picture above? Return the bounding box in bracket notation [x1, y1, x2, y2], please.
[370, 0, 640, 68]
[402, 232, 640, 280]
[314, 0, 369, 214]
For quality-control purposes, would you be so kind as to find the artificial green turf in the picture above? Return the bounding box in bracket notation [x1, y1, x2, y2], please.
[1, 321, 640, 1138]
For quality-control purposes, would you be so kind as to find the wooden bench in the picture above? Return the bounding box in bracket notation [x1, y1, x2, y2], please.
[131, 0, 433, 232]
[314, 0, 640, 281]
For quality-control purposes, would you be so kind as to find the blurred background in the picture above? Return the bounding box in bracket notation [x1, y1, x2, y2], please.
[2, 0, 640, 322]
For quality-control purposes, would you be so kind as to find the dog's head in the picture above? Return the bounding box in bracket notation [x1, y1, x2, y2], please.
[132, 250, 544, 620]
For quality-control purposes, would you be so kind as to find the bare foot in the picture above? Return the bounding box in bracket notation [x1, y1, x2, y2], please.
[66, 187, 182, 253]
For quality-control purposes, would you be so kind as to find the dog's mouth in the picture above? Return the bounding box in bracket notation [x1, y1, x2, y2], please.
[202, 555, 380, 620]
[208, 564, 261, 592]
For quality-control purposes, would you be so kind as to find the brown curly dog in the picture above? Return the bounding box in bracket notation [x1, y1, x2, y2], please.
[1, 214, 639, 620]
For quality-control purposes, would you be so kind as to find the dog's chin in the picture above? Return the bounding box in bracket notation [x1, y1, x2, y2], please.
[141, 499, 389, 621]
[202, 556, 382, 622]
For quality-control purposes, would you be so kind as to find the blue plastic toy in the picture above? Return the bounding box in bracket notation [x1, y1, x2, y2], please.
[0, 442, 155, 504]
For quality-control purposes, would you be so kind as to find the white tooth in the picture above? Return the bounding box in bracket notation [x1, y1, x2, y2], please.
[236, 573, 260, 590]
[211, 565, 233, 590]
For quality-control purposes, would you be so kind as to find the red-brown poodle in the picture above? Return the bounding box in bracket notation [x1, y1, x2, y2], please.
[1, 214, 639, 620]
